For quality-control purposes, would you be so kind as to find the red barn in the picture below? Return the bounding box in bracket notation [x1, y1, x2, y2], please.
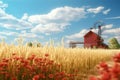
[84, 31, 108, 48]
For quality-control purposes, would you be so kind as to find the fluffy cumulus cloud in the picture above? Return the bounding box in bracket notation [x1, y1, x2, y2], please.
[0, 1, 8, 9]
[102, 24, 113, 29]
[31, 23, 70, 34]
[29, 6, 86, 24]
[102, 24, 120, 35]
[0, 30, 43, 40]
[21, 13, 29, 20]
[29, 6, 86, 34]
[18, 32, 43, 39]
[0, 1, 38, 41]
[29, 6, 111, 35]
[66, 29, 88, 39]
[0, 1, 32, 30]
[87, 6, 104, 14]
[0, 35, 7, 39]
[103, 9, 111, 15]
[87, 6, 111, 15]
[103, 27, 120, 34]
[0, 1, 111, 36]
[0, 31, 18, 36]
[115, 36, 120, 42]
[0, 8, 32, 30]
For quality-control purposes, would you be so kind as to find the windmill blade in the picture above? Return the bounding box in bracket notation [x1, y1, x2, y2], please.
[94, 20, 104, 28]
[93, 20, 105, 36]
[90, 27, 93, 30]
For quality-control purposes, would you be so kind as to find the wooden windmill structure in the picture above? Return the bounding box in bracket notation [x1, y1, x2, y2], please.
[69, 21, 108, 48]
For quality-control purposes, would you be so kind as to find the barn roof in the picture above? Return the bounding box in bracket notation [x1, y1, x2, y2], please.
[84, 31, 100, 38]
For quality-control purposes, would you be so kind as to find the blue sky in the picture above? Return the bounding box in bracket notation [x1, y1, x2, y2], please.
[0, 0, 120, 47]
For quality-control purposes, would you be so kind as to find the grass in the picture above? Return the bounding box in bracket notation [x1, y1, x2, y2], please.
[0, 42, 120, 80]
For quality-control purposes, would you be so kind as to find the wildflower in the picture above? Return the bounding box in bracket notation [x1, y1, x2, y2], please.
[28, 55, 36, 60]
[12, 77, 17, 80]
[45, 53, 49, 57]
[0, 53, 78, 80]
[99, 62, 108, 68]
[32, 75, 39, 80]
[60, 71, 65, 76]
[26, 65, 33, 71]
[2, 58, 9, 63]
[14, 56, 20, 61]
[89, 76, 98, 80]
[39, 73, 45, 78]
[101, 71, 111, 80]
[48, 74, 54, 78]
[62, 77, 67, 80]
[0, 62, 8, 67]
[113, 53, 120, 62]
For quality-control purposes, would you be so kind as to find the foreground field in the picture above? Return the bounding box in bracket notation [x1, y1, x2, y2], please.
[0, 43, 120, 80]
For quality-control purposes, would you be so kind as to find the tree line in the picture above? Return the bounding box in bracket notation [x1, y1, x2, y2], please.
[108, 37, 120, 49]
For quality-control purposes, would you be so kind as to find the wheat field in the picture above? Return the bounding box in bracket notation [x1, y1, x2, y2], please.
[0, 42, 120, 80]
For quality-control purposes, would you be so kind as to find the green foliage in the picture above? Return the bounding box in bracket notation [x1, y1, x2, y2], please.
[27, 42, 42, 47]
[37, 43, 42, 47]
[108, 38, 120, 49]
[93, 46, 97, 49]
[27, 42, 33, 47]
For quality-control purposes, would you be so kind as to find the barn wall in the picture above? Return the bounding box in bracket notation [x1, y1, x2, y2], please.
[84, 32, 99, 48]
[83, 31, 108, 49]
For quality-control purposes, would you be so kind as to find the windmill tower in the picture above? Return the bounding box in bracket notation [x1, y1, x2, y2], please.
[93, 21, 104, 37]
[84, 21, 108, 48]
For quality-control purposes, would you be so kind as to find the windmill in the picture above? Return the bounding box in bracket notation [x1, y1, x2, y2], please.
[69, 21, 108, 48]
[92, 20, 105, 37]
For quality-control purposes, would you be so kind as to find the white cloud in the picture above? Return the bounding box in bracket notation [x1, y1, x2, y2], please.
[0, 31, 18, 36]
[29, 6, 86, 34]
[87, 6, 104, 14]
[103, 9, 111, 15]
[103, 28, 120, 34]
[0, 35, 7, 39]
[29, 6, 86, 24]
[102, 24, 113, 29]
[21, 30, 27, 33]
[0, 30, 43, 40]
[0, 2, 109, 36]
[31, 23, 70, 34]
[19, 32, 43, 39]
[105, 16, 120, 19]
[66, 29, 88, 39]
[0, 5, 32, 30]
[115, 36, 120, 39]
[0, 1, 8, 9]
[21, 13, 28, 20]
[115, 36, 120, 42]
[102, 35, 109, 39]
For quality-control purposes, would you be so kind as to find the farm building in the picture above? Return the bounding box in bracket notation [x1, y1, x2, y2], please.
[84, 31, 108, 48]
[69, 21, 108, 48]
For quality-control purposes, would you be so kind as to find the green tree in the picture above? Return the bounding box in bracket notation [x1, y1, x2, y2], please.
[108, 38, 120, 49]
[27, 42, 33, 47]
[27, 42, 42, 47]
[37, 43, 42, 47]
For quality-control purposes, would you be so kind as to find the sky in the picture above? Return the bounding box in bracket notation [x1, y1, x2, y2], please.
[0, 0, 120, 47]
